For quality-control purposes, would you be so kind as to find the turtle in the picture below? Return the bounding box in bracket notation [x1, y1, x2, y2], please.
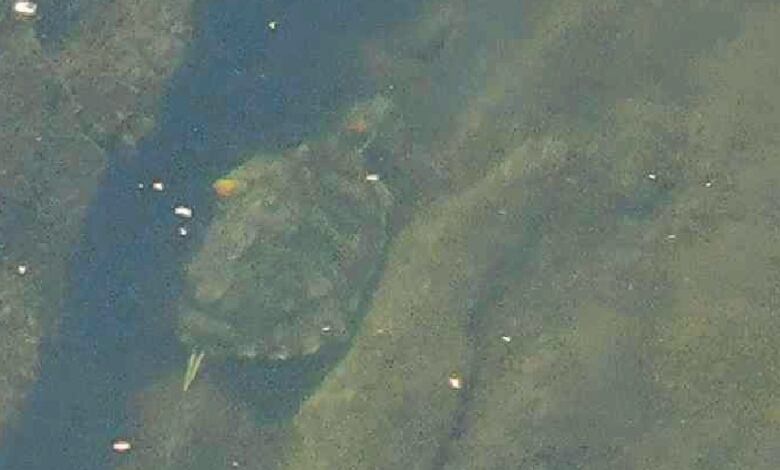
[177, 95, 397, 362]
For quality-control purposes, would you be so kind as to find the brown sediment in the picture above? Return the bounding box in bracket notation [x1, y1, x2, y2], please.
[345, 117, 369, 134]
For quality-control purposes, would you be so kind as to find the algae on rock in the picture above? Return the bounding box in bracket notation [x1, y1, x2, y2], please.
[0, 0, 194, 439]
[274, 1, 780, 469]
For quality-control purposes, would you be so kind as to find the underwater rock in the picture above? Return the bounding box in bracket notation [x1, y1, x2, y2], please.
[114, 372, 282, 470]
[178, 95, 396, 361]
[278, 2, 780, 467]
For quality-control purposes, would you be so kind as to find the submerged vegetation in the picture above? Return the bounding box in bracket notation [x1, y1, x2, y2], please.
[182, 349, 204, 392]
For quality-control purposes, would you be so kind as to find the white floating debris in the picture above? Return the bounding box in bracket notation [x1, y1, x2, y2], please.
[447, 373, 464, 390]
[137, 182, 145, 190]
[647, 173, 657, 181]
[111, 439, 132, 453]
[272, 349, 290, 361]
[177, 226, 189, 237]
[666, 234, 677, 240]
[321, 325, 332, 333]
[13, 1, 37, 18]
[174, 205, 193, 219]
[500, 335, 512, 343]
[704, 181, 713, 188]
[16, 264, 28, 275]
[365, 173, 380, 182]
[267, 20, 278, 31]
[151, 180, 165, 192]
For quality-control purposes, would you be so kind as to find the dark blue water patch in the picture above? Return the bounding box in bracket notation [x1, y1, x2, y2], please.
[154, 0, 421, 172]
[212, 343, 345, 425]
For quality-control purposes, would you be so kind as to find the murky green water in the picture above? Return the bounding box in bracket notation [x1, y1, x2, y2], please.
[1, 0, 780, 469]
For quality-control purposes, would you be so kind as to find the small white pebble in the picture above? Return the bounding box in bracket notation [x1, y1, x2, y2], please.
[13, 1, 37, 17]
[177, 226, 189, 237]
[151, 180, 165, 192]
[174, 206, 193, 219]
[666, 234, 677, 240]
[447, 373, 464, 390]
[647, 173, 657, 181]
[267, 20, 278, 31]
[704, 181, 713, 188]
[16, 264, 28, 275]
[111, 439, 132, 453]
[366, 174, 380, 182]
[500, 335, 512, 343]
